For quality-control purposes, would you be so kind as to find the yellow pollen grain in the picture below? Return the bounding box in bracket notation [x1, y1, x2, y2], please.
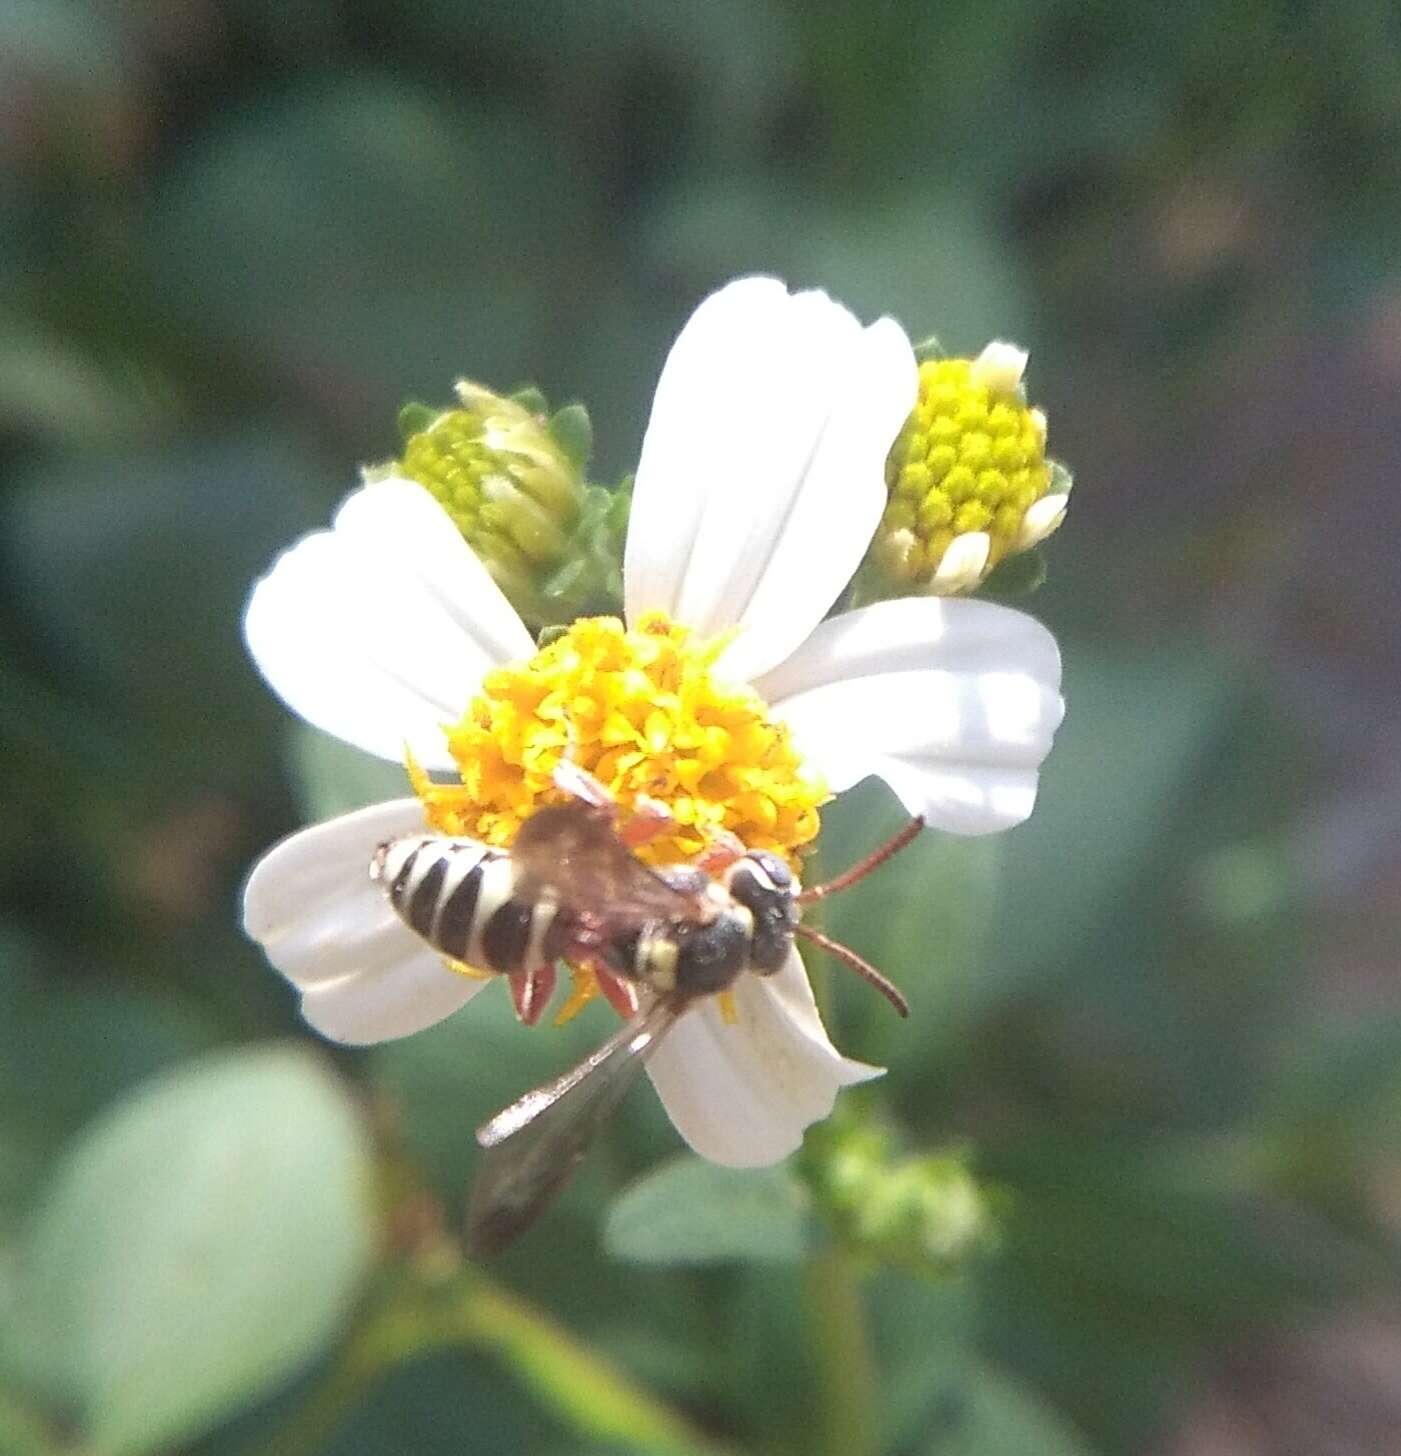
[553, 965, 598, 1026]
[443, 957, 492, 981]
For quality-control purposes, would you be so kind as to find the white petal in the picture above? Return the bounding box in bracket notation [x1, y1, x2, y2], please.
[753, 595, 1060, 701]
[624, 277, 916, 682]
[872, 757, 1043, 834]
[244, 479, 535, 769]
[754, 597, 1064, 835]
[242, 798, 488, 1043]
[1016, 493, 1069, 550]
[932, 531, 991, 593]
[645, 948, 881, 1167]
[298, 955, 487, 1046]
[968, 341, 1028, 393]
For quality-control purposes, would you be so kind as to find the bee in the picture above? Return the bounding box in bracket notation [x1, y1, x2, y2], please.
[372, 761, 922, 1256]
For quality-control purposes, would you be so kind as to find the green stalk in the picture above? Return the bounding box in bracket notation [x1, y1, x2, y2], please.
[804, 1243, 878, 1456]
[245, 1264, 727, 1456]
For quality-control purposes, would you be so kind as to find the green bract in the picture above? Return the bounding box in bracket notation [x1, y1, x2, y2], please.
[388, 382, 627, 629]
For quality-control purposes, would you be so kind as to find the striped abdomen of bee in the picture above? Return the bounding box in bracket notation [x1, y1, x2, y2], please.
[371, 836, 570, 978]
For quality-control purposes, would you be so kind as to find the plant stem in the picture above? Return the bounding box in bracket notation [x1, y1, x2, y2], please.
[804, 1242, 878, 1456]
[243, 1263, 726, 1456]
[245, 1348, 372, 1456]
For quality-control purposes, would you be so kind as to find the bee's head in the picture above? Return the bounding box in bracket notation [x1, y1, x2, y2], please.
[723, 850, 800, 973]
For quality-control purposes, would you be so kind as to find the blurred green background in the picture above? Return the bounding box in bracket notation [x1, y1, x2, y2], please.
[4, 1, 1401, 1453]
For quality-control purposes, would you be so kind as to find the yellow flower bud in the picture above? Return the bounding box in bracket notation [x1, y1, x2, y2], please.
[861, 342, 1071, 598]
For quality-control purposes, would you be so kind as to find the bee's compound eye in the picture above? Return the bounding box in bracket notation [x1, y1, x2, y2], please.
[728, 854, 797, 973]
[744, 850, 792, 891]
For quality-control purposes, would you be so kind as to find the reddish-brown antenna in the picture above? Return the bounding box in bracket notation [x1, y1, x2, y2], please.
[795, 924, 910, 1017]
[793, 815, 924, 1016]
[797, 816, 923, 904]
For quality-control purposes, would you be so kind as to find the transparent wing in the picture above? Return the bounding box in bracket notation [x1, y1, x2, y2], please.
[510, 803, 705, 929]
[466, 997, 682, 1257]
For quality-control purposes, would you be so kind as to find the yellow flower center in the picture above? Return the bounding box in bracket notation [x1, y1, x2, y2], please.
[412, 612, 826, 870]
[878, 355, 1050, 584]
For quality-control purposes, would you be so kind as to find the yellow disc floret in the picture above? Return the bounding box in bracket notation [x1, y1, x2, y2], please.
[412, 613, 826, 869]
[865, 343, 1068, 596]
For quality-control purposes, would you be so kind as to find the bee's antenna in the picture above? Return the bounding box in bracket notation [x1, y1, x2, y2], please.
[795, 924, 909, 1017]
[797, 817, 923, 904]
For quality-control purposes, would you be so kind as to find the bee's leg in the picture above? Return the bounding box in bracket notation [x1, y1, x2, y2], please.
[553, 960, 639, 1026]
[508, 964, 558, 1026]
[694, 830, 745, 876]
[617, 794, 676, 849]
[594, 965, 640, 1019]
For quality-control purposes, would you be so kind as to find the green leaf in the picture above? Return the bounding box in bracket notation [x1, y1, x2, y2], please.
[921, 1359, 1097, 1455]
[0, 322, 166, 447]
[139, 81, 577, 423]
[0, 1385, 58, 1456]
[1, 431, 334, 783]
[646, 184, 1030, 353]
[815, 780, 1001, 1065]
[870, 1275, 979, 1454]
[980, 644, 1239, 997]
[0, 927, 213, 1227]
[14, 1046, 375, 1456]
[603, 1154, 810, 1265]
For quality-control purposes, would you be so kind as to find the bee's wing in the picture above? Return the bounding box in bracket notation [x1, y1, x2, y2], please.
[510, 803, 707, 930]
[466, 996, 683, 1257]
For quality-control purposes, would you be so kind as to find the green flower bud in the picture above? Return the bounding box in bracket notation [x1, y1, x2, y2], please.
[800, 1104, 994, 1277]
[851, 1155, 991, 1273]
[383, 381, 628, 630]
[858, 344, 1072, 600]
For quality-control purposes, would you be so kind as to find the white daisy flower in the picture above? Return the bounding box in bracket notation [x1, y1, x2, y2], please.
[241, 276, 1064, 1168]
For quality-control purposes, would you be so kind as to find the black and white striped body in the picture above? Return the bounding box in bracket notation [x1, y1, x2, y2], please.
[373, 833, 800, 996]
[373, 836, 569, 976]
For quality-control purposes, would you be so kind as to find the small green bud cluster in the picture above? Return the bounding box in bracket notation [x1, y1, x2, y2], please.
[801, 1105, 994, 1276]
[384, 381, 629, 631]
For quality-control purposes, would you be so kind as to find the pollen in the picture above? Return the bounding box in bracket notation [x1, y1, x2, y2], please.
[553, 965, 598, 1026]
[414, 613, 827, 871]
[865, 345, 1069, 595]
